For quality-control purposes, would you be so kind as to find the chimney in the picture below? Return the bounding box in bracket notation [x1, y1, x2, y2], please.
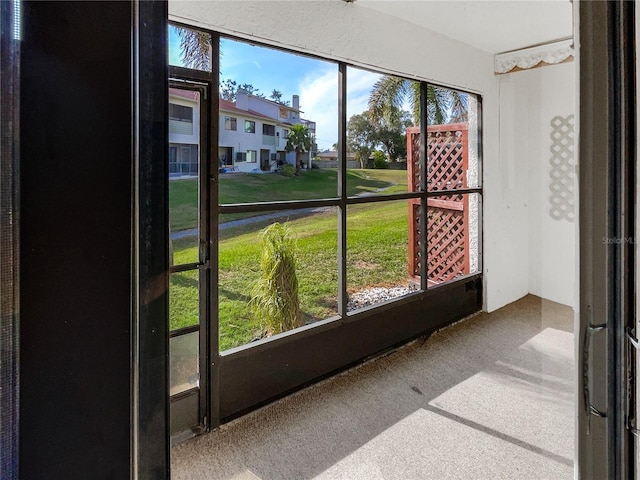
[292, 95, 299, 110]
[236, 88, 249, 110]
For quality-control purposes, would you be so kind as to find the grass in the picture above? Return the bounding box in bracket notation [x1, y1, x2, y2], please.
[169, 168, 408, 232]
[169, 200, 411, 351]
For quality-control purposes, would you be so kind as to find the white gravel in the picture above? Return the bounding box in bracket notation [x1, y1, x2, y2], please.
[347, 284, 418, 311]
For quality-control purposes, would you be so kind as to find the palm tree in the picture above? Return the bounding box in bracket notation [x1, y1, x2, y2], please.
[175, 26, 212, 71]
[285, 124, 312, 175]
[368, 76, 468, 126]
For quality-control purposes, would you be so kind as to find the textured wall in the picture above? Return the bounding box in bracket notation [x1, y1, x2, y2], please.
[499, 62, 576, 307]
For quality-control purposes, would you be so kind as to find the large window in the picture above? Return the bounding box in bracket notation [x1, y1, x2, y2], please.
[168, 23, 483, 434]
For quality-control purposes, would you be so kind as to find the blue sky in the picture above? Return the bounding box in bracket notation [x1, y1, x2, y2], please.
[170, 27, 384, 150]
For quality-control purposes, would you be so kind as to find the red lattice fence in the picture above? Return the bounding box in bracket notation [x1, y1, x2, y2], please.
[407, 124, 470, 285]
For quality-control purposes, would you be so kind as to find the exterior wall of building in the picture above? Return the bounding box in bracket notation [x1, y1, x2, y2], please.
[219, 111, 291, 172]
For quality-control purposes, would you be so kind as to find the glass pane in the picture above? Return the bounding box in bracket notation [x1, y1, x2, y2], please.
[169, 88, 200, 266]
[346, 66, 417, 195]
[427, 193, 480, 286]
[170, 270, 199, 331]
[169, 25, 212, 71]
[218, 37, 338, 201]
[427, 87, 479, 191]
[219, 208, 338, 351]
[347, 200, 417, 312]
[170, 331, 199, 396]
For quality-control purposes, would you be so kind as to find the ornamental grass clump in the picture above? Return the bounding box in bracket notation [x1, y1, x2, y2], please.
[250, 222, 302, 335]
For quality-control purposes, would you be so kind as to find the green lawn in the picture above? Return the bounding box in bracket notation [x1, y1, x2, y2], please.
[169, 168, 408, 232]
[170, 200, 411, 351]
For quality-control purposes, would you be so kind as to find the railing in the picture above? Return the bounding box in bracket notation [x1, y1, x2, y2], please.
[407, 124, 470, 285]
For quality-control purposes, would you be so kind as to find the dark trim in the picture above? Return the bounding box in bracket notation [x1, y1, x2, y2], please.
[133, 0, 170, 478]
[345, 192, 421, 204]
[219, 277, 481, 421]
[209, 32, 222, 429]
[169, 65, 213, 82]
[169, 262, 200, 273]
[169, 324, 200, 338]
[220, 198, 340, 213]
[338, 63, 348, 316]
[579, 2, 635, 479]
[20, 2, 138, 478]
[170, 386, 200, 402]
[607, 2, 635, 478]
[0, 0, 20, 477]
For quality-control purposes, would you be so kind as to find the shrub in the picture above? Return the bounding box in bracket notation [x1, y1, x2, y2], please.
[250, 223, 301, 335]
[373, 151, 388, 169]
[280, 163, 296, 177]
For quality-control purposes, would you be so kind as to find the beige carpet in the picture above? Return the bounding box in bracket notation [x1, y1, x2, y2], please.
[172, 295, 575, 480]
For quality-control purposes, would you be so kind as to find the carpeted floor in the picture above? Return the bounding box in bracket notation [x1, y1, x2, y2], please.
[172, 295, 575, 480]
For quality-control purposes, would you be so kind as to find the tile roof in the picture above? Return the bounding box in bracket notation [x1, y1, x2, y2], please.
[169, 88, 199, 101]
[219, 98, 276, 122]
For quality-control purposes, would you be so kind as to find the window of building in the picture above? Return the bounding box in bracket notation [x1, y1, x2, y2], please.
[245, 120, 255, 133]
[169, 103, 194, 136]
[170, 103, 193, 123]
[262, 124, 275, 136]
[224, 116, 237, 131]
[247, 150, 257, 163]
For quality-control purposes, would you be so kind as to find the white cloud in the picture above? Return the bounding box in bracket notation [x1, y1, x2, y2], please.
[298, 66, 382, 150]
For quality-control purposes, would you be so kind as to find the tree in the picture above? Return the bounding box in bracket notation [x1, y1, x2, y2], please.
[368, 76, 468, 126]
[347, 112, 377, 169]
[370, 107, 412, 162]
[220, 79, 238, 101]
[285, 124, 312, 174]
[270, 90, 283, 103]
[220, 78, 265, 101]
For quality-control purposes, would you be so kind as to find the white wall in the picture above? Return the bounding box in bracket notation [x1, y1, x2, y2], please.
[498, 62, 576, 307]
[169, 0, 533, 312]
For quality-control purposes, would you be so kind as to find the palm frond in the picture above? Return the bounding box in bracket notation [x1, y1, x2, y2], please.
[368, 76, 408, 125]
[177, 27, 211, 71]
[449, 92, 469, 123]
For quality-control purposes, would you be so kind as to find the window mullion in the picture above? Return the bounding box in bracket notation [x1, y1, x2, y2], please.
[338, 62, 348, 318]
[420, 82, 429, 291]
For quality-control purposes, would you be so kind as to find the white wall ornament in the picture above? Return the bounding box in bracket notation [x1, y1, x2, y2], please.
[549, 114, 575, 223]
[495, 39, 573, 74]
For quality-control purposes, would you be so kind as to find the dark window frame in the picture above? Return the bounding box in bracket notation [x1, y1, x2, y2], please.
[262, 123, 275, 136]
[167, 20, 483, 439]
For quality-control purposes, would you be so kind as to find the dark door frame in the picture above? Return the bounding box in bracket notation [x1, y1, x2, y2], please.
[578, 1, 636, 479]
